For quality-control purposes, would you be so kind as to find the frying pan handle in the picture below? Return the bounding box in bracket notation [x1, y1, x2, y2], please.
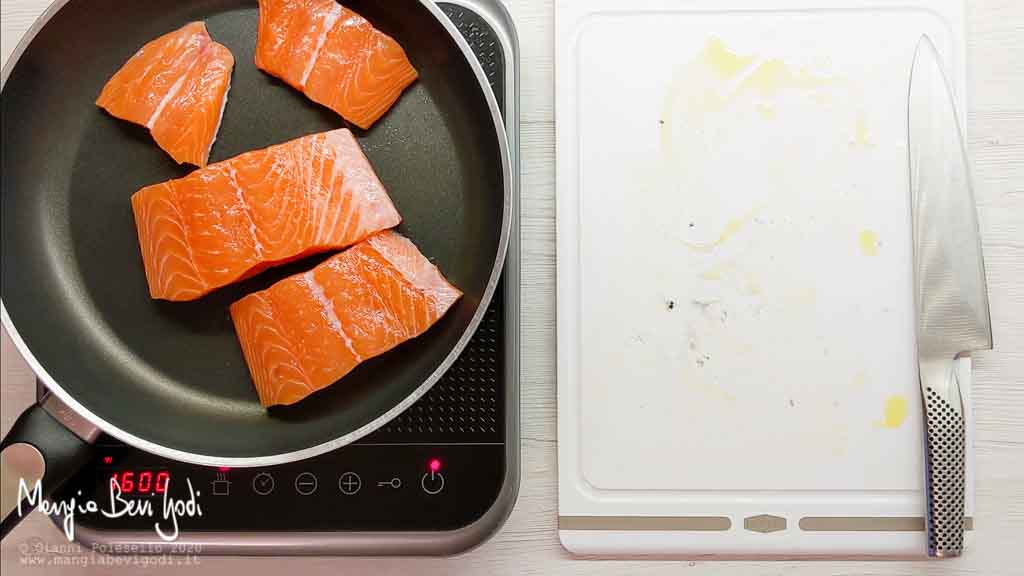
[1, 395, 98, 540]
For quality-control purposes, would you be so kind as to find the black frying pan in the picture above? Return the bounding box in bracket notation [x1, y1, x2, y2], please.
[0, 0, 509, 535]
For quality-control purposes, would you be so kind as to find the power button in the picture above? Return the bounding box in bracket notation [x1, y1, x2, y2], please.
[421, 458, 445, 495]
[421, 470, 445, 495]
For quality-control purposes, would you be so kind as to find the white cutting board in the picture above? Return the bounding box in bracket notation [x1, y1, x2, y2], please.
[556, 0, 971, 557]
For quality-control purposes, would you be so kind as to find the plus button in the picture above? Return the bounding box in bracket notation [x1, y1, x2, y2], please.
[338, 472, 362, 495]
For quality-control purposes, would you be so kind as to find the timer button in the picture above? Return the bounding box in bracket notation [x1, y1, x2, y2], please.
[421, 471, 445, 495]
[252, 472, 275, 496]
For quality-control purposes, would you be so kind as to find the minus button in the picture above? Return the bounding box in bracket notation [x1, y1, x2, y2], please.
[294, 472, 318, 496]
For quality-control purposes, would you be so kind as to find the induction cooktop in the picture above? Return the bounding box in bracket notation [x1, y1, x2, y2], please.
[46, 0, 520, 556]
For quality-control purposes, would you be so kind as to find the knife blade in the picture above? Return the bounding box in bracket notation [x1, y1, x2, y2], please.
[908, 35, 993, 558]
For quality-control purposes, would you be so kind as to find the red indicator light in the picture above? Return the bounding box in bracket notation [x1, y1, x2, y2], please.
[429, 459, 442, 473]
[103, 456, 113, 465]
[217, 466, 231, 472]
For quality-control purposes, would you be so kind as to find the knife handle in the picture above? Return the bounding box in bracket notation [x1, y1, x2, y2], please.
[920, 358, 966, 558]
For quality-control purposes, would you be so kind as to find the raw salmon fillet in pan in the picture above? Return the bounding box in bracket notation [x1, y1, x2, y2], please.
[255, 0, 419, 130]
[130, 128, 401, 301]
[231, 230, 462, 407]
[96, 22, 234, 167]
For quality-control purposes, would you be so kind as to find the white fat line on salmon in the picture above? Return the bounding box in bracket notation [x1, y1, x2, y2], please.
[332, 184, 357, 244]
[333, 154, 357, 238]
[151, 193, 208, 294]
[206, 70, 232, 163]
[146, 41, 212, 129]
[300, 3, 344, 88]
[224, 166, 265, 256]
[312, 141, 334, 244]
[301, 271, 363, 362]
[244, 302, 314, 394]
[345, 132, 390, 206]
[327, 131, 387, 238]
[367, 234, 452, 308]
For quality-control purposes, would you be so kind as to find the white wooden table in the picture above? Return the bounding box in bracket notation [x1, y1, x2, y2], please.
[2, 1, 1021, 574]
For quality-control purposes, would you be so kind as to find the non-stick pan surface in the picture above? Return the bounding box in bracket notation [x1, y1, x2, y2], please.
[1, 0, 510, 465]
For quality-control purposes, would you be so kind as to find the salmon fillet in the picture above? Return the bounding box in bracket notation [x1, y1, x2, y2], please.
[230, 231, 462, 407]
[131, 128, 401, 302]
[96, 22, 234, 167]
[256, 0, 419, 130]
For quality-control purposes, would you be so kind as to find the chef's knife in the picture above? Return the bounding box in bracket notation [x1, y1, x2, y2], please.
[908, 35, 993, 558]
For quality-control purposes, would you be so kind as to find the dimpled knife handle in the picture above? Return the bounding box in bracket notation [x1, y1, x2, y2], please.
[922, 362, 966, 558]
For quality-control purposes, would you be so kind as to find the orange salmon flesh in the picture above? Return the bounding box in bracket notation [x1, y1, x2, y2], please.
[130, 128, 401, 301]
[255, 0, 419, 130]
[96, 22, 234, 167]
[230, 231, 462, 407]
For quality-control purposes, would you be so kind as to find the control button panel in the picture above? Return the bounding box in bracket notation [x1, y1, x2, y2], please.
[68, 444, 503, 532]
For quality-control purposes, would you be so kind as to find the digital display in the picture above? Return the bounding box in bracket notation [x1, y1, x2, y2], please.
[108, 470, 170, 496]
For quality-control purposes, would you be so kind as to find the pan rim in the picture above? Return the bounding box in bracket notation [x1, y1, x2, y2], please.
[0, 0, 512, 467]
